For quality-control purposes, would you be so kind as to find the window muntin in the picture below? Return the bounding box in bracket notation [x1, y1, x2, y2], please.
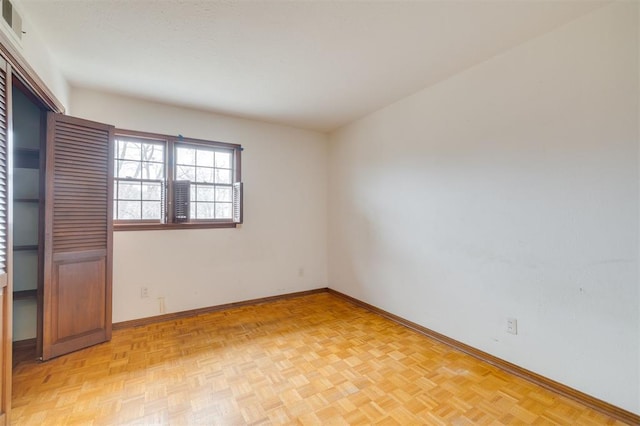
[114, 136, 166, 222]
[175, 143, 234, 220]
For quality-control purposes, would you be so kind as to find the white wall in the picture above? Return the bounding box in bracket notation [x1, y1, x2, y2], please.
[328, 1, 639, 414]
[70, 89, 328, 323]
[1, 0, 69, 108]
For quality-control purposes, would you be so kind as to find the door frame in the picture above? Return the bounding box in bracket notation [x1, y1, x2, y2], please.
[0, 26, 64, 425]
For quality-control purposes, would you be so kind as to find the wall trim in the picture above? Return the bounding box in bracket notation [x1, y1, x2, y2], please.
[113, 288, 328, 330]
[326, 288, 639, 425]
[12, 338, 36, 367]
[12, 338, 35, 351]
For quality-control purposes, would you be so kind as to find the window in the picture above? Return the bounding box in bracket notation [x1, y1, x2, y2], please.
[113, 130, 242, 231]
[114, 136, 166, 221]
[175, 143, 234, 220]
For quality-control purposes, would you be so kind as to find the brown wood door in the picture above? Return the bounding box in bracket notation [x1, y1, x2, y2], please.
[0, 56, 11, 425]
[42, 113, 113, 361]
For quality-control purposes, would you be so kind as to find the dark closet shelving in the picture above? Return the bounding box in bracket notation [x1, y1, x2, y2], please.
[11, 83, 45, 350]
[13, 245, 38, 252]
[13, 289, 37, 300]
[14, 147, 39, 169]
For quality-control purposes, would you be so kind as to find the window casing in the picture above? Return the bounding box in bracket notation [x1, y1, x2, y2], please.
[113, 130, 242, 231]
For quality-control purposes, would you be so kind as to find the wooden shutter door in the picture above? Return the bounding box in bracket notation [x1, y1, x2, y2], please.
[0, 57, 11, 424]
[43, 113, 113, 360]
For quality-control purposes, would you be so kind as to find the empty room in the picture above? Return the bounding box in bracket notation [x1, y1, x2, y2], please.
[0, 0, 636, 424]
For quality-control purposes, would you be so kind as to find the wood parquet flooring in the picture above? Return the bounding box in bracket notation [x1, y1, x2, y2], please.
[11, 293, 628, 425]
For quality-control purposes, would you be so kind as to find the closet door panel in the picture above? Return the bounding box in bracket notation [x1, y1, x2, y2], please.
[43, 113, 113, 361]
[50, 251, 106, 346]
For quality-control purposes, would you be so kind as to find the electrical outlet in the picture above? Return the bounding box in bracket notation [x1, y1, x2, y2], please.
[140, 287, 149, 298]
[507, 318, 518, 335]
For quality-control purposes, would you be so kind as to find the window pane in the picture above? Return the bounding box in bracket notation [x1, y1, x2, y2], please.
[190, 185, 197, 202]
[197, 185, 215, 202]
[140, 162, 164, 180]
[115, 140, 123, 159]
[215, 169, 232, 184]
[142, 143, 164, 163]
[215, 187, 232, 202]
[117, 201, 141, 220]
[176, 147, 196, 165]
[190, 202, 196, 218]
[141, 182, 162, 200]
[116, 160, 142, 179]
[196, 167, 214, 183]
[216, 203, 232, 219]
[215, 151, 231, 169]
[197, 149, 214, 167]
[176, 165, 196, 181]
[197, 202, 216, 219]
[117, 141, 141, 160]
[117, 181, 141, 200]
[142, 201, 162, 220]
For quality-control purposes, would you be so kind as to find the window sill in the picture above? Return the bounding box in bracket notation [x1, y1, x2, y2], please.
[114, 222, 238, 232]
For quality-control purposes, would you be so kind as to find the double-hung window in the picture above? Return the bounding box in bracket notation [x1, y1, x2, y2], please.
[175, 143, 234, 220]
[113, 130, 242, 230]
[114, 135, 166, 222]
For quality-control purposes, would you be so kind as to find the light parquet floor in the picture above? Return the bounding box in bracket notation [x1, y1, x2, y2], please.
[11, 293, 627, 425]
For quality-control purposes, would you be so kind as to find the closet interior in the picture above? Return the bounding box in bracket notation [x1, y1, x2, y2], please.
[11, 81, 44, 349]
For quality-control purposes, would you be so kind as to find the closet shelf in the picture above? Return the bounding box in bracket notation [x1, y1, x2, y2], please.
[13, 245, 38, 251]
[13, 289, 37, 300]
[14, 148, 39, 169]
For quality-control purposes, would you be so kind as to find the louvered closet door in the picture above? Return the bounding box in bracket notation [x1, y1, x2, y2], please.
[43, 113, 113, 360]
[0, 57, 11, 424]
